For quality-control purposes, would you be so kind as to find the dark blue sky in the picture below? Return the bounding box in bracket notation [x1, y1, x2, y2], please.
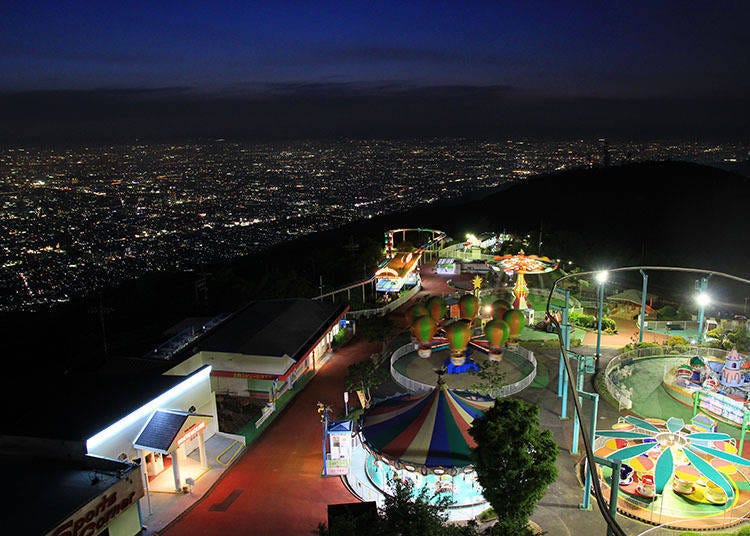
[1, 1, 748, 142]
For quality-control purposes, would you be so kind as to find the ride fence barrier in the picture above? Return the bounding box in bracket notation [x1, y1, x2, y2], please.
[603, 346, 735, 410]
[345, 283, 422, 320]
[646, 320, 700, 332]
[389, 342, 537, 398]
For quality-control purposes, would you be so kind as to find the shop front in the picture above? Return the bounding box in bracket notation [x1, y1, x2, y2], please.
[134, 410, 213, 493]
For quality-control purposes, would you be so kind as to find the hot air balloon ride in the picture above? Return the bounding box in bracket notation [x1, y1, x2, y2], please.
[504, 309, 526, 345]
[407, 303, 429, 325]
[426, 295, 447, 323]
[412, 315, 437, 359]
[484, 318, 510, 362]
[490, 299, 512, 320]
[445, 320, 472, 367]
[458, 294, 479, 323]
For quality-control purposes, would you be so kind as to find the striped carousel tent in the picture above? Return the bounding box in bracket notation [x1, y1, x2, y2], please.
[360, 378, 494, 470]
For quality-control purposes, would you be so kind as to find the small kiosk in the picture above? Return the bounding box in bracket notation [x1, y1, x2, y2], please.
[134, 409, 214, 492]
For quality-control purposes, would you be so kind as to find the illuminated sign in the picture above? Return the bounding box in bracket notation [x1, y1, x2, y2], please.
[176, 421, 207, 447]
[49, 474, 143, 536]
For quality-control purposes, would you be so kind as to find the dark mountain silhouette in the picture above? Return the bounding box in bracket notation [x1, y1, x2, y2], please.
[4, 159, 749, 375]
[287, 160, 749, 278]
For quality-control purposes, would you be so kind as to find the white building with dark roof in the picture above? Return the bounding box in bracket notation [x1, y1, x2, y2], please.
[165, 298, 349, 400]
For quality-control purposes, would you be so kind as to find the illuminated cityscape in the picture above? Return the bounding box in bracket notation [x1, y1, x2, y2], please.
[1, 138, 746, 311]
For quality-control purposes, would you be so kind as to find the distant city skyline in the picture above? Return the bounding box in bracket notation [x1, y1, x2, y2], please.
[1, 2, 748, 142]
[1, 138, 745, 311]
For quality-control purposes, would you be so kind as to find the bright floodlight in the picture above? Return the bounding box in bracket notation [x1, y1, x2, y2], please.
[696, 292, 711, 307]
[484, 305, 493, 315]
[595, 270, 609, 284]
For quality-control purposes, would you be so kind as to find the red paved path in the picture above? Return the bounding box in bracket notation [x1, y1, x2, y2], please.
[163, 337, 382, 536]
[162, 264, 465, 535]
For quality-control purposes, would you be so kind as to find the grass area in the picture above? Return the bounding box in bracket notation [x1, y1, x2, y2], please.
[530, 360, 549, 389]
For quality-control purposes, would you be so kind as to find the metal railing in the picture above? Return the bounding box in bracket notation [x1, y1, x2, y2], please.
[389, 342, 537, 397]
[345, 283, 422, 319]
[603, 345, 735, 410]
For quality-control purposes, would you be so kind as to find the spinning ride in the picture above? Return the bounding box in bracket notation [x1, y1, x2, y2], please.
[594, 415, 750, 529]
[489, 252, 558, 310]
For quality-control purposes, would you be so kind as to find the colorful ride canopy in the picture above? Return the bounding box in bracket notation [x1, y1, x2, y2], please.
[361, 385, 494, 468]
[491, 253, 559, 275]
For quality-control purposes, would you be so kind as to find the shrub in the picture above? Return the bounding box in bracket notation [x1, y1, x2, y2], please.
[478, 508, 497, 522]
[665, 335, 688, 347]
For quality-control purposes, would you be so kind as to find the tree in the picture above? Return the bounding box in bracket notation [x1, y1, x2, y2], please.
[356, 315, 396, 343]
[315, 478, 479, 536]
[469, 398, 558, 535]
[344, 359, 386, 408]
[470, 360, 506, 397]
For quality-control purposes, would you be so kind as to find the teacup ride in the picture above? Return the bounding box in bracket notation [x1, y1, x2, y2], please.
[596, 416, 750, 518]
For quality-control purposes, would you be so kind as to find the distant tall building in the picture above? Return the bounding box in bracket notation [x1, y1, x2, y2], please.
[597, 138, 611, 167]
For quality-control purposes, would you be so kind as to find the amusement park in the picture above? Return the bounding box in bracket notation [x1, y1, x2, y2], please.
[148, 226, 750, 536]
[323, 229, 750, 534]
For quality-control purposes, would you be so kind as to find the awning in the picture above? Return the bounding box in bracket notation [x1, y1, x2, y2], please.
[133, 409, 212, 454]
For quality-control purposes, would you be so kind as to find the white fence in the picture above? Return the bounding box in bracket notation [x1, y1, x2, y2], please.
[389, 342, 537, 398]
[603, 346, 734, 410]
[346, 283, 422, 320]
[645, 320, 700, 332]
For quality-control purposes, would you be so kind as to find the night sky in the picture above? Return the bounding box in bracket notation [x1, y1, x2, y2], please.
[1, 1, 748, 142]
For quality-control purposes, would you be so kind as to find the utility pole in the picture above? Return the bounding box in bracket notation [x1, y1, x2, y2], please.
[538, 222, 543, 256]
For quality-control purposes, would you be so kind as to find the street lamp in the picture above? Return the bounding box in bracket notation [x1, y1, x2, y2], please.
[639, 270, 648, 343]
[696, 290, 710, 344]
[317, 402, 331, 476]
[595, 270, 609, 360]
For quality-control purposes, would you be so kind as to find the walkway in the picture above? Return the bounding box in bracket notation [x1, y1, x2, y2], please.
[162, 336, 382, 536]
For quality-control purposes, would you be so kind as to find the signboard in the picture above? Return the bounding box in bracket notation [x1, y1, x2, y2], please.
[355, 390, 367, 409]
[699, 391, 746, 426]
[48, 471, 144, 536]
[326, 457, 350, 476]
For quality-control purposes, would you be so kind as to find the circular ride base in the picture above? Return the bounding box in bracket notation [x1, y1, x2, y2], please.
[392, 346, 533, 392]
[594, 436, 750, 530]
[604, 355, 750, 529]
[364, 454, 488, 517]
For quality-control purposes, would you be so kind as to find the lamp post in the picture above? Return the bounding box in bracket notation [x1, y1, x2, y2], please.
[595, 270, 609, 361]
[695, 276, 710, 344]
[317, 402, 331, 476]
[639, 269, 648, 343]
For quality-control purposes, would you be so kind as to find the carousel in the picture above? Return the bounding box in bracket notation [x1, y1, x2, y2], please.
[355, 372, 494, 520]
